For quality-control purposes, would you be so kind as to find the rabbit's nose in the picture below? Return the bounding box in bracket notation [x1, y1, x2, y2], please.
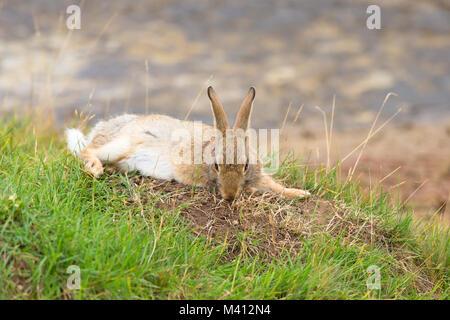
[222, 191, 239, 201]
[223, 194, 235, 201]
[223, 189, 242, 201]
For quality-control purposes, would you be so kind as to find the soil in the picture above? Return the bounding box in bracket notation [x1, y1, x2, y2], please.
[112, 174, 388, 261]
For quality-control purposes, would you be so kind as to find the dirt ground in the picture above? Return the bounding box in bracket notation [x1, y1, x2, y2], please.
[113, 174, 387, 261]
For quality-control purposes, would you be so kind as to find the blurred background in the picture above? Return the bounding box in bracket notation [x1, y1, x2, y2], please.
[0, 0, 449, 223]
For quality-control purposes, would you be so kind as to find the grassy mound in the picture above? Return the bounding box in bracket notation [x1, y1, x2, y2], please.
[0, 116, 448, 299]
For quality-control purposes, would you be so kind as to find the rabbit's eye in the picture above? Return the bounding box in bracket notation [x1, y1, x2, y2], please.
[214, 162, 219, 172]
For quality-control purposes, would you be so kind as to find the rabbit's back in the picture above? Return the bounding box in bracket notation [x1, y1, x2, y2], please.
[86, 114, 138, 146]
[86, 114, 186, 146]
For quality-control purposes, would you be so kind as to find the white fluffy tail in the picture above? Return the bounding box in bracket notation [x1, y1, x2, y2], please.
[65, 128, 87, 155]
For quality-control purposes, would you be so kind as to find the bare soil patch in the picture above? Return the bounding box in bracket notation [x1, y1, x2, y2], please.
[113, 175, 389, 261]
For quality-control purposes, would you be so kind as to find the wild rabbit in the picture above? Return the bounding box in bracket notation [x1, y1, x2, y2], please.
[66, 86, 310, 201]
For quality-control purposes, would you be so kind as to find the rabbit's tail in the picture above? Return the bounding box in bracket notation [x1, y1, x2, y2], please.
[65, 128, 87, 155]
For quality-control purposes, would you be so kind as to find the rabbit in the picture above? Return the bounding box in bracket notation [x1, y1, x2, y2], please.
[65, 86, 310, 201]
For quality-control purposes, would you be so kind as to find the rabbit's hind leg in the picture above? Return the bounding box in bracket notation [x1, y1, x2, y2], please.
[80, 147, 104, 177]
[81, 137, 134, 177]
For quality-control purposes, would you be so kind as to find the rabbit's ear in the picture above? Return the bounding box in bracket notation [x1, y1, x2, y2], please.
[207, 86, 229, 132]
[233, 87, 255, 130]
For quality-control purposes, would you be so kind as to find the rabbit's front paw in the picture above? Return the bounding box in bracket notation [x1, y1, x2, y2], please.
[84, 158, 104, 177]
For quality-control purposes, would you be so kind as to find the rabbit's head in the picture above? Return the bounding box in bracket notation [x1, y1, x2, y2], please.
[206, 86, 260, 201]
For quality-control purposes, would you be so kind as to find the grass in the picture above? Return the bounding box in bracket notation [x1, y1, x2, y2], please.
[0, 115, 448, 299]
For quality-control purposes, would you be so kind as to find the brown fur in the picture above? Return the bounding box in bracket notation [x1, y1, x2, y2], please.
[71, 87, 310, 201]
